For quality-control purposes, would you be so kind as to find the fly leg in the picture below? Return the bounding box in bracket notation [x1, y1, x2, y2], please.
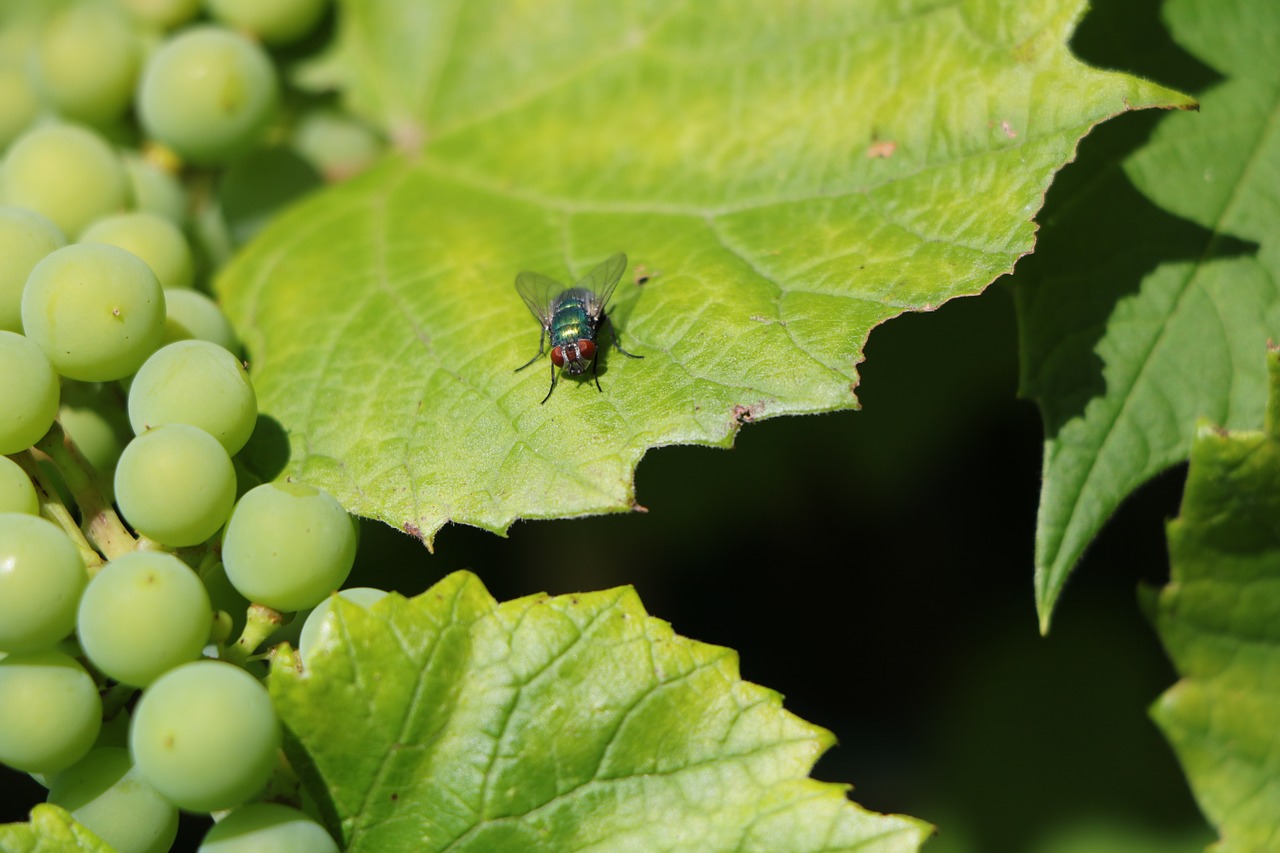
[515, 326, 549, 372]
[591, 346, 602, 393]
[605, 313, 643, 359]
[540, 361, 557, 405]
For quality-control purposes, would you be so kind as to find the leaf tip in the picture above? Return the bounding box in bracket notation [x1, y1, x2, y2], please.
[1034, 572, 1059, 636]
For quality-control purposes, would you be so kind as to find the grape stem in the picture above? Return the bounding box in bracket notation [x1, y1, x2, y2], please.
[13, 449, 106, 572]
[222, 603, 286, 666]
[35, 421, 137, 561]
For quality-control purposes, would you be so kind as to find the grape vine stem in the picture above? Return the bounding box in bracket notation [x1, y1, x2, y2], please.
[35, 421, 137, 561]
[13, 448, 105, 572]
[222, 603, 286, 666]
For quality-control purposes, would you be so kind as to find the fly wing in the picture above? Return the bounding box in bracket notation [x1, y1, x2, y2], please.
[515, 271, 563, 328]
[576, 252, 627, 319]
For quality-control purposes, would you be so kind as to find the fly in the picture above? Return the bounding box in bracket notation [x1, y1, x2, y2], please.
[514, 252, 642, 404]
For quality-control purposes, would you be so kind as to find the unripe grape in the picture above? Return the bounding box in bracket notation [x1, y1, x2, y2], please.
[130, 660, 280, 812]
[0, 513, 86, 653]
[0, 205, 66, 333]
[59, 381, 133, 476]
[292, 109, 381, 181]
[122, 154, 188, 225]
[77, 550, 212, 686]
[299, 587, 388, 663]
[0, 65, 40, 149]
[48, 747, 179, 853]
[37, 3, 141, 127]
[81, 211, 194, 290]
[0, 331, 59, 454]
[137, 26, 279, 165]
[128, 339, 256, 454]
[114, 423, 236, 547]
[222, 482, 357, 612]
[198, 802, 339, 852]
[0, 456, 39, 515]
[163, 289, 239, 352]
[22, 243, 166, 381]
[0, 650, 101, 773]
[116, 0, 202, 31]
[2, 123, 129, 238]
[204, 0, 330, 46]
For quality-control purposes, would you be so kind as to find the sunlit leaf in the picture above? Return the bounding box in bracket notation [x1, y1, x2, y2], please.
[272, 571, 932, 852]
[220, 0, 1191, 541]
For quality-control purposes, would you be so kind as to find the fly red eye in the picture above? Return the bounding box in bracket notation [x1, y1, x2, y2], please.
[550, 345, 565, 367]
[576, 340, 596, 360]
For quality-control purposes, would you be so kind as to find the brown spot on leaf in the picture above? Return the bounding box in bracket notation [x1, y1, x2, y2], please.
[731, 402, 764, 424]
[866, 139, 897, 158]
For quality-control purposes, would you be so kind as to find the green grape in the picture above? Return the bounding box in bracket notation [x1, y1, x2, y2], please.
[0, 331, 60, 454]
[204, 0, 330, 46]
[35, 705, 134, 793]
[222, 482, 357, 612]
[37, 3, 141, 127]
[199, 802, 339, 853]
[2, 123, 130, 238]
[0, 649, 101, 773]
[78, 550, 212, 686]
[137, 26, 279, 165]
[0, 205, 66, 333]
[0, 64, 41, 149]
[0, 456, 39, 515]
[292, 109, 382, 181]
[0, 513, 86, 653]
[128, 340, 256, 454]
[123, 153, 188, 225]
[80, 211, 194, 290]
[48, 747, 179, 853]
[116, 0, 201, 31]
[163, 288, 239, 352]
[130, 660, 280, 812]
[22, 243, 166, 381]
[299, 587, 388, 663]
[114, 423, 236, 547]
[59, 381, 133, 477]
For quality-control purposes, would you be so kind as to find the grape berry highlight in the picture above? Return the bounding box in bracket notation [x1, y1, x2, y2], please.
[0, 1, 382, 849]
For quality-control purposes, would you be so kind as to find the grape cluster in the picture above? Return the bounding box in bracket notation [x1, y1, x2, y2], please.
[0, 1, 382, 850]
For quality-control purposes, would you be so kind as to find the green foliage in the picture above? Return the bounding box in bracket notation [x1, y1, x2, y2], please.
[1152, 346, 1280, 853]
[218, 0, 1190, 543]
[1015, 0, 1280, 628]
[272, 571, 932, 852]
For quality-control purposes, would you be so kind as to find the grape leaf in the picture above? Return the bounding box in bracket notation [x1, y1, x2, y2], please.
[270, 571, 932, 852]
[0, 804, 112, 853]
[1152, 345, 1280, 853]
[219, 0, 1191, 541]
[1014, 0, 1280, 629]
